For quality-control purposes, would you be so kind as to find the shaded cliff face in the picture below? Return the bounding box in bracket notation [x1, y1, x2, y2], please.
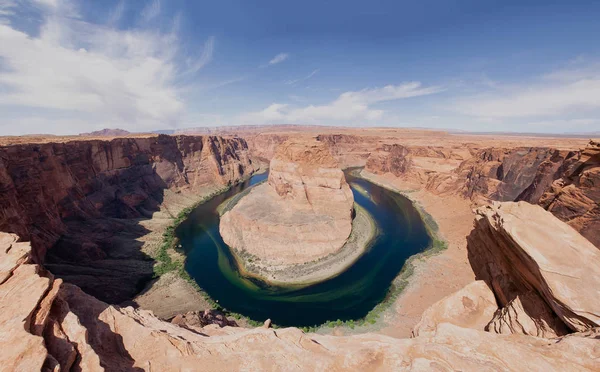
[426, 143, 599, 247]
[466, 202, 600, 334]
[3, 208, 600, 371]
[430, 147, 572, 203]
[0, 135, 255, 302]
[539, 141, 600, 247]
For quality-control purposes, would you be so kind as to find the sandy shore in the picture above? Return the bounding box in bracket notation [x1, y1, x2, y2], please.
[357, 170, 477, 338]
[131, 185, 229, 318]
[228, 202, 378, 286]
[132, 166, 269, 319]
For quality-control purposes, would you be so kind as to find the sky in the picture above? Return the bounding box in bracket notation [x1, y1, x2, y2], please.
[1, 0, 600, 135]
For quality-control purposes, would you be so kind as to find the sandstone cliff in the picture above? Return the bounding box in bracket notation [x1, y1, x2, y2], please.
[426, 142, 600, 247]
[3, 200, 600, 371]
[467, 202, 600, 334]
[0, 135, 256, 303]
[220, 140, 354, 267]
[365, 144, 413, 177]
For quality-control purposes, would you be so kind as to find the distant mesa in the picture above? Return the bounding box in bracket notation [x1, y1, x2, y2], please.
[79, 128, 131, 137]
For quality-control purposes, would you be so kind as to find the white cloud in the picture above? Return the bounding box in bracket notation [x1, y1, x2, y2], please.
[32, 0, 58, 7]
[285, 69, 319, 85]
[268, 53, 289, 65]
[239, 82, 444, 125]
[0, 0, 214, 134]
[0, 0, 16, 23]
[141, 0, 160, 23]
[182, 36, 214, 76]
[108, 0, 125, 25]
[451, 63, 600, 118]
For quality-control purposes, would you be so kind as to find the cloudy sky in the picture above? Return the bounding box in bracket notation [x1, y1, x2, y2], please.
[1, 0, 600, 135]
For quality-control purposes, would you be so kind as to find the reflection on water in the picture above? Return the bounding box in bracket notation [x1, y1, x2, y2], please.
[176, 170, 432, 327]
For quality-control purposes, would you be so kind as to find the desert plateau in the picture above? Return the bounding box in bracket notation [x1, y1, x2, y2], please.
[2, 0, 600, 370]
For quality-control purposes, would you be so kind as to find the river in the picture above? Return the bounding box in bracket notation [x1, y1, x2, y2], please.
[176, 170, 432, 327]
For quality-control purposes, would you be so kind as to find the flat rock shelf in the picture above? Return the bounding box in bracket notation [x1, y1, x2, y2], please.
[176, 170, 432, 327]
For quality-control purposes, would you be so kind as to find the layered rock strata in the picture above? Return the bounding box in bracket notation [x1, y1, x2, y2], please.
[426, 142, 600, 246]
[220, 140, 354, 267]
[467, 202, 600, 333]
[3, 223, 600, 371]
[0, 135, 256, 302]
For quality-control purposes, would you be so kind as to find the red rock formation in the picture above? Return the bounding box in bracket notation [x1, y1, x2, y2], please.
[3, 230, 600, 371]
[365, 144, 412, 177]
[220, 140, 354, 266]
[427, 143, 600, 247]
[539, 140, 600, 247]
[467, 202, 600, 333]
[0, 135, 256, 303]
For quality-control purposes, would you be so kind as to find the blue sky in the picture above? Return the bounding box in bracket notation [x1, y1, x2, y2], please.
[1, 0, 600, 135]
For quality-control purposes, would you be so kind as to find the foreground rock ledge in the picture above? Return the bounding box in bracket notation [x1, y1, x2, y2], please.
[3, 197, 600, 370]
[220, 140, 354, 266]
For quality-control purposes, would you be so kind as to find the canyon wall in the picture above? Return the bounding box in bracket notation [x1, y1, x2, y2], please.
[358, 138, 599, 247]
[3, 200, 600, 371]
[424, 141, 600, 246]
[0, 135, 256, 302]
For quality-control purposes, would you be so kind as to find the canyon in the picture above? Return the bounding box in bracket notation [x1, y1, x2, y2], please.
[0, 135, 257, 304]
[2, 200, 599, 371]
[0, 128, 599, 371]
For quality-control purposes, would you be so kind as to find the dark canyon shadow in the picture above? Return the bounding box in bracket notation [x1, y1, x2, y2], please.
[44, 165, 167, 304]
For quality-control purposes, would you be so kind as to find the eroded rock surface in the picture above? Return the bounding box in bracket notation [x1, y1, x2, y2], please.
[220, 140, 354, 266]
[468, 202, 600, 333]
[427, 142, 600, 247]
[412, 280, 498, 337]
[0, 135, 256, 303]
[1, 232, 599, 371]
[4, 198, 600, 371]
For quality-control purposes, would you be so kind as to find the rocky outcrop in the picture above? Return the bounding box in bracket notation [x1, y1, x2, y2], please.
[412, 280, 498, 337]
[3, 232, 600, 371]
[170, 309, 238, 331]
[427, 142, 600, 247]
[539, 140, 600, 247]
[0, 135, 256, 303]
[486, 290, 570, 338]
[220, 140, 354, 266]
[427, 147, 571, 203]
[366, 144, 413, 177]
[467, 202, 600, 333]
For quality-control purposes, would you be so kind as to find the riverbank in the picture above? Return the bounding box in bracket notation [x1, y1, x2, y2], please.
[133, 166, 267, 320]
[226, 201, 378, 286]
[350, 170, 476, 338]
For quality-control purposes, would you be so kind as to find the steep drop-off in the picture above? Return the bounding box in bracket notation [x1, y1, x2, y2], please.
[424, 141, 600, 246]
[0, 135, 256, 302]
[2, 200, 600, 371]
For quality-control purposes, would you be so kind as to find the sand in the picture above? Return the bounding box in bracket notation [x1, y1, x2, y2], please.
[359, 170, 477, 338]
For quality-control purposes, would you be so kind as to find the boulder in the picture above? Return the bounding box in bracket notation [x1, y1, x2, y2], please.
[412, 280, 498, 337]
[468, 201, 600, 333]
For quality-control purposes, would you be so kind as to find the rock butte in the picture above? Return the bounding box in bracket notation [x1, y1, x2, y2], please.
[220, 140, 354, 266]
